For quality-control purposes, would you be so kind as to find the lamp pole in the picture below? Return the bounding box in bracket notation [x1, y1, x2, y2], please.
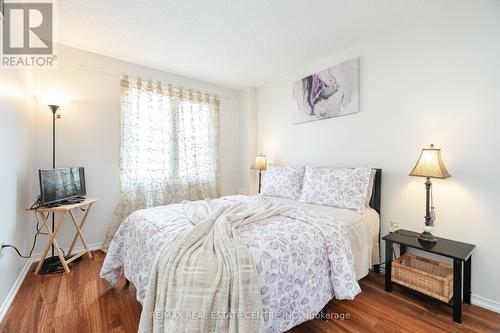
[49, 105, 57, 169]
[418, 177, 437, 244]
[44, 105, 60, 271]
[258, 169, 262, 193]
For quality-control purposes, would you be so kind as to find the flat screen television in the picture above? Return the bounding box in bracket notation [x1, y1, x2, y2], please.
[39, 167, 86, 206]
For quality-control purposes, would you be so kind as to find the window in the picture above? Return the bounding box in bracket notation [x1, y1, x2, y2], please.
[106, 77, 221, 248]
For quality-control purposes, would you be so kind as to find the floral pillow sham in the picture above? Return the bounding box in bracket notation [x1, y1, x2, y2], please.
[365, 169, 377, 206]
[299, 166, 372, 213]
[260, 165, 305, 200]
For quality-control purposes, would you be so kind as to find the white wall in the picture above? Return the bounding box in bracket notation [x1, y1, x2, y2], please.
[0, 70, 33, 317]
[237, 88, 258, 194]
[255, 1, 500, 306]
[30, 45, 241, 254]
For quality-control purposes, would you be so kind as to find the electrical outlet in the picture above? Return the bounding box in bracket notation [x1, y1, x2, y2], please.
[0, 241, 4, 259]
[390, 220, 400, 232]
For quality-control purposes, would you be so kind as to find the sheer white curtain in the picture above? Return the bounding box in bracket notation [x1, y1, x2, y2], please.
[102, 76, 220, 251]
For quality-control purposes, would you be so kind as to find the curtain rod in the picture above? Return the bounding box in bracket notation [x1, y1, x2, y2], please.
[76, 64, 231, 100]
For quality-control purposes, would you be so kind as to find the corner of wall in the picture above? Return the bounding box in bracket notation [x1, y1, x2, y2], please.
[237, 87, 258, 194]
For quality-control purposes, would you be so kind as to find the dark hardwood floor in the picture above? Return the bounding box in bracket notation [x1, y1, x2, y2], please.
[1, 251, 499, 332]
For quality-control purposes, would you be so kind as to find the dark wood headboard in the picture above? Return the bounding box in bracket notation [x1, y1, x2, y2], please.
[368, 168, 382, 273]
[368, 168, 382, 214]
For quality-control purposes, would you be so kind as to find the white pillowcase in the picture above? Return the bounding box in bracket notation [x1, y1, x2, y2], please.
[260, 165, 305, 200]
[299, 166, 372, 213]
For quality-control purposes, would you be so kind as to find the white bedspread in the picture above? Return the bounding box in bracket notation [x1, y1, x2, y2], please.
[100, 195, 364, 332]
[266, 196, 380, 279]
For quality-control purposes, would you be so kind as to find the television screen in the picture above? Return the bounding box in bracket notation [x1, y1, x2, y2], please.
[39, 167, 86, 205]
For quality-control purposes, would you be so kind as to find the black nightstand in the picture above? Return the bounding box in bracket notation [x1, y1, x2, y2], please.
[382, 229, 475, 324]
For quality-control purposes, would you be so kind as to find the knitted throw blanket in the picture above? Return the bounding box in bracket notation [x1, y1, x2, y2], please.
[138, 197, 289, 333]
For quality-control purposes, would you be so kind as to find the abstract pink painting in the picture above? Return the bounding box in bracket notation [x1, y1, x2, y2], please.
[292, 57, 359, 124]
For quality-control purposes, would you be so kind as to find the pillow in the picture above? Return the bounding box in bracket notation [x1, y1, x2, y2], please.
[365, 169, 377, 206]
[260, 165, 305, 200]
[299, 166, 372, 213]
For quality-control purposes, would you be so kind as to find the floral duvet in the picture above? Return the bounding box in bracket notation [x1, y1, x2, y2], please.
[100, 195, 361, 333]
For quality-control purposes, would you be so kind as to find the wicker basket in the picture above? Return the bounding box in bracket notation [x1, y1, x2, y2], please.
[391, 253, 453, 302]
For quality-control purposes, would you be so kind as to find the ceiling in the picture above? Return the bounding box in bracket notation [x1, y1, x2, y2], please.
[57, 0, 449, 89]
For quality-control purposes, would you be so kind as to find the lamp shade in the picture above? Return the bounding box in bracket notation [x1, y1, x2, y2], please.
[252, 153, 267, 170]
[410, 144, 450, 179]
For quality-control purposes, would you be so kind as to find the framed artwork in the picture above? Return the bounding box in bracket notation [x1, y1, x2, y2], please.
[292, 57, 359, 124]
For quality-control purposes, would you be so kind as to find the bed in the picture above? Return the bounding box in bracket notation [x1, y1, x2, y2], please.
[100, 169, 381, 332]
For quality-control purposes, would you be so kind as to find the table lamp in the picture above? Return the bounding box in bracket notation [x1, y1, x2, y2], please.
[252, 153, 267, 193]
[410, 144, 450, 245]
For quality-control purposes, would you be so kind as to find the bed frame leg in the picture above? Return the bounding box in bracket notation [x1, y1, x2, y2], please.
[373, 264, 381, 274]
[319, 305, 328, 322]
[125, 278, 130, 288]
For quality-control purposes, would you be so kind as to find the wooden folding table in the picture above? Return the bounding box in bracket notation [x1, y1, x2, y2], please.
[27, 198, 98, 274]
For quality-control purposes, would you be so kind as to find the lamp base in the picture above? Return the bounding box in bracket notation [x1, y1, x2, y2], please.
[37, 255, 64, 274]
[418, 231, 437, 247]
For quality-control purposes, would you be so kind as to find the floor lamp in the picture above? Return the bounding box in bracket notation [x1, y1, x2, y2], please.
[37, 92, 69, 273]
[38, 104, 63, 273]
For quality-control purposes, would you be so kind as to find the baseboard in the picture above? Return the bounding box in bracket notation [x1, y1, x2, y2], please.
[0, 242, 102, 323]
[0, 258, 31, 323]
[30, 242, 103, 262]
[472, 294, 500, 314]
[372, 269, 500, 314]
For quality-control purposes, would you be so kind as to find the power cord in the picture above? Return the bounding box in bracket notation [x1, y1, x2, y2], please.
[2, 197, 67, 260]
[32, 212, 67, 258]
[2, 236, 66, 261]
[1, 245, 32, 259]
[2, 215, 49, 259]
[30, 196, 42, 210]
[393, 229, 418, 238]
[373, 243, 400, 276]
